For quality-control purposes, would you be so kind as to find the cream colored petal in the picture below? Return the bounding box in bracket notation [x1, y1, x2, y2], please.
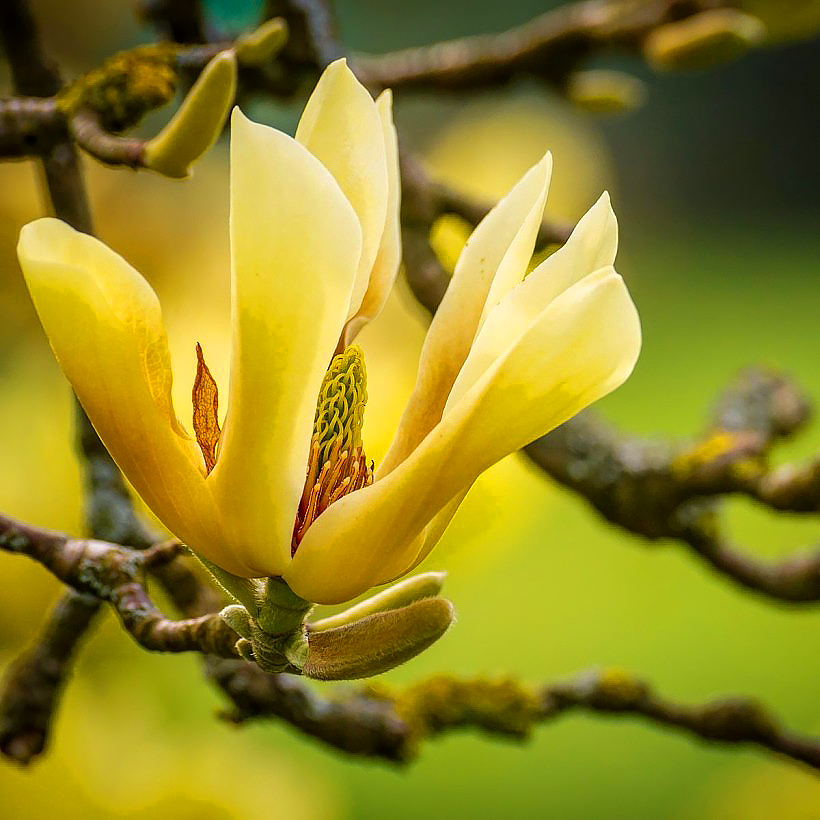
[343, 90, 401, 344]
[286, 268, 640, 604]
[378, 155, 552, 475]
[210, 110, 362, 576]
[16, 219, 241, 570]
[295, 59, 388, 321]
[446, 192, 618, 409]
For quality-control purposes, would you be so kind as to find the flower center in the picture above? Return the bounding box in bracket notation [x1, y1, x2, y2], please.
[292, 345, 373, 554]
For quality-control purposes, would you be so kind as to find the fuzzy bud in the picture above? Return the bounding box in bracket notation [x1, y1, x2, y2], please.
[310, 571, 447, 632]
[303, 597, 455, 680]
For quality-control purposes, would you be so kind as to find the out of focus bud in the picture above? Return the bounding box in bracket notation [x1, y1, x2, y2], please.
[143, 50, 237, 178]
[566, 69, 647, 114]
[644, 10, 766, 71]
[736, 0, 820, 41]
[234, 18, 289, 66]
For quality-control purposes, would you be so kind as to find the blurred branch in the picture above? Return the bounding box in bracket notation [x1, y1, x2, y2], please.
[400, 153, 573, 248]
[352, 1, 786, 93]
[524, 369, 820, 603]
[263, 0, 344, 67]
[0, 0, 153, 766]
[0, 591, 98, 765]
[354, 0, 708, 91]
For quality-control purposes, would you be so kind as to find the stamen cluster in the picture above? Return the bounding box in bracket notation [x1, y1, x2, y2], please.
[292, 346, 373, 553]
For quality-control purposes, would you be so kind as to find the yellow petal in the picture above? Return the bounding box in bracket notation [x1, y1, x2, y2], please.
[16, 219, 236, 568]
[295, 59, 388, 321]
[210, 109, 362, 576]
[379, 155, 552, 475]
[446, 192, 618, 408]
[286, 268, 639, 604]
[343, 89, 401, 343]
[390, 489, 468, 581]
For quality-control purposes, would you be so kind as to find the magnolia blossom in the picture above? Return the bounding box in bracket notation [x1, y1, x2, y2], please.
[17, 60, 640, 606]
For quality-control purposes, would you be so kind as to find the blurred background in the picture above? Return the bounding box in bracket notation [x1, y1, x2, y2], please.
[2, 1, 820, 817]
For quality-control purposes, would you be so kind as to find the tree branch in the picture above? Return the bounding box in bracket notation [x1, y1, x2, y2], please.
[207, 659, 820, 769]
[0, 0, 153, 765]
[354, 0, 694, 91]
[0, 514, 241, 659]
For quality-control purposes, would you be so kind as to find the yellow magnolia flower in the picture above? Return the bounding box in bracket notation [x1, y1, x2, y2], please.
[17, 60, 640, 606]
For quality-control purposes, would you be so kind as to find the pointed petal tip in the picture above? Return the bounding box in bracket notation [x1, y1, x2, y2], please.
[230, 105, 254, 134]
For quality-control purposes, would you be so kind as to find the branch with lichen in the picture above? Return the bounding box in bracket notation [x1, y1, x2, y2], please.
[3, 512, 819, 770]
[0, 514, 242, 658]
[206, 656, 820, 770]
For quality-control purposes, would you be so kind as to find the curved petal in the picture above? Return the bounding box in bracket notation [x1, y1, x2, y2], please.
[446, 192, 618, 409]
[344, 90, 401, 344]
[16, 219, 238, 569]
[286, 268, 640, 604]
[378, 155, 552, 475]
[295, 59, 388, 321]
[210, 110, 363, 576]
[389, 488, 468, 581]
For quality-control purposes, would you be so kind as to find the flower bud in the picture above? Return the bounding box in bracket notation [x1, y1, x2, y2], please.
[303, 597, 455, 680]
[644, 10, 766, 71]
[566, 70, 647, 114]
[219, 604, 253, 639]
[735, 0, 820, 42]
[143, 50, 237, 178]
[234, 18, 289, 66]
[310, 571, 447, 631]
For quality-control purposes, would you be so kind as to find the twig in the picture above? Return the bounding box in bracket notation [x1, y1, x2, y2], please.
[400, 153, 572, 250]
[524, 370, 820, 603]
[0, 514, 240, 659]
[4, 509, 818, 770]
[0, 97, 63, 158]
[354, 0, 710, 92]
[207, 660, 820, 770]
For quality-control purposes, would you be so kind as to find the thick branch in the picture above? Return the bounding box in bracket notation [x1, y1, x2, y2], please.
[206, 659, 820, 769]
